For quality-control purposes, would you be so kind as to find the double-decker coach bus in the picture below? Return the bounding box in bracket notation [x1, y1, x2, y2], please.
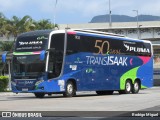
[2, 29, 153, 98]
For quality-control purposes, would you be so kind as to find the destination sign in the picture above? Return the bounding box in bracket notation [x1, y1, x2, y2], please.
[15, 35, 48, 52]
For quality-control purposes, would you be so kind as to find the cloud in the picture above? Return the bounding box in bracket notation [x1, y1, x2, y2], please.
[34, 0, 108, 23]
[110, 0, 160, 16]
[138, 1, 160, 15]
[0, 0, 27, 12]
[39, 0, 107, 17]
[0, 0, 54, 20]
[0, 0, 160, 23]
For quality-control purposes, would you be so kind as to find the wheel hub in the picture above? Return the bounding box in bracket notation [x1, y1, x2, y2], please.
[134, 82, 139, 91]
[126, 82, 131, 92]
[67, 84, 73, 94]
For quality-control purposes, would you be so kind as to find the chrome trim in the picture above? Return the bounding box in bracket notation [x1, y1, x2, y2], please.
[45, 33, 52, 72]
[59, 28, 68, 78]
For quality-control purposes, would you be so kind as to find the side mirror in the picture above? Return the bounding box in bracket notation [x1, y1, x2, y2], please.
[40, 50, 46, 61]
[2, 52, 7, 63]
[40, 48, 55, 61]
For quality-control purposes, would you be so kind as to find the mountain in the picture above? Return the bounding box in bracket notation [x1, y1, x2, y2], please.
[90, 14, 160, 23]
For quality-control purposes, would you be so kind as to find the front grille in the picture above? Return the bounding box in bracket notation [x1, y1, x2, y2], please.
[16, 86, 36, 91]
[14, 76, 37, 79]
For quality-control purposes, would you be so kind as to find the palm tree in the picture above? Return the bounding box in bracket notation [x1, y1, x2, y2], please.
[0, 41, 14, 51]
[0, 13, 9, 39]
[5, 16, 20, 41]
[6, 15, 35, 41]
[0, 13, 59, 42]
[18, 15, 35, 32]
[35, 19, 56, 30]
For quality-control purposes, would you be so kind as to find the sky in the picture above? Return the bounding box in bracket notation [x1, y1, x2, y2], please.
[0, 0, 160, 24]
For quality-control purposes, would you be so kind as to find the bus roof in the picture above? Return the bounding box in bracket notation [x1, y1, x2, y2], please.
[17, 29, 53, 38]
[17, 29, 152, 45]
[70, 29, 152, 44]
[74, 29, 125, 37]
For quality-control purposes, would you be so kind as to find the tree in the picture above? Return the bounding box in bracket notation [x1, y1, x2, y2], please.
[18, 15, 35, 32]
[0, 13, 59, 42]
[0, 41, 14, 51]
[5, 15, 35, 41]
[0, 13, 10, 39]
[35, 19, 56, 30]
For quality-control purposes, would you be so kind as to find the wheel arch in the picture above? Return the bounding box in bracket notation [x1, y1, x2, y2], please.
[119, 78, 132, 94]
[120, 78, 133, 90]
[127, 78, 141, 87]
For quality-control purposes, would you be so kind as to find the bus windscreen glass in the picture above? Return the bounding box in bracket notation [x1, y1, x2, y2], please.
[12, 55, 46, 76]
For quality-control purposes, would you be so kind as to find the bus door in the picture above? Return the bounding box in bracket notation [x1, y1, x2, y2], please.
[48, 33, 65, 79]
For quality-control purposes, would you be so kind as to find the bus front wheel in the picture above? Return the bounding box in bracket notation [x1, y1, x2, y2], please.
[34, 93, 45, 98]
[63, 81, 76, 97]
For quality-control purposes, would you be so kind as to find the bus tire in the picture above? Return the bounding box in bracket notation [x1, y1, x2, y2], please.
[132, 80, 140, 94]
[34, 93, 45, 98]
[119, 80, 132, 94]
[63, 81, 76, 97]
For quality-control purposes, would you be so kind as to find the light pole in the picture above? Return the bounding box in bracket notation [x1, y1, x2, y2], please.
[133, 10, 139, 39]
[109, 0, 112, 28]
[138, 25, 142, 39]
[54, 0, 58, 28]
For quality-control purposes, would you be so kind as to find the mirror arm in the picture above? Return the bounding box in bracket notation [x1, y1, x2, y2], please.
[46, 48, 55, 52]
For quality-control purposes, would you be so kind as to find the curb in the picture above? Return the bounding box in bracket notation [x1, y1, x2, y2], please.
[0, 92, 16, 96]
[0, 92, 32, 96]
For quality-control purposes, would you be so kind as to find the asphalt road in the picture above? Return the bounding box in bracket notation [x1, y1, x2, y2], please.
[0, 87, 160, 119]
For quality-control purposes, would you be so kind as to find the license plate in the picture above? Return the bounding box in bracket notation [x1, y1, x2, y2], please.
[22, 88, 28, 92]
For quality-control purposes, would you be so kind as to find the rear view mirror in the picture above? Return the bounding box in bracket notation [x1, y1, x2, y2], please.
[2, 52, 7, 63]
[40, 50, 46, 61]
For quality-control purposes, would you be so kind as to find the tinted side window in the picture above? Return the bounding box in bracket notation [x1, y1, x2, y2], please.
[66, 34, 96, 55]
[67, 34, 151, 57]
[48, 33, 65, 79]
[50, 34, 65, 50]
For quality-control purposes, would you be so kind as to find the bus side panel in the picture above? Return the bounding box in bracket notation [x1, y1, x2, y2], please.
[120, 56, 153, 90]
[137, 56, 153, 88]
[65, 32, 153, 91]
[63, 53, 145, 91]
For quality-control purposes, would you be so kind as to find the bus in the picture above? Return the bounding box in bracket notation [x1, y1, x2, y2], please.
[2, 29, 153, 98]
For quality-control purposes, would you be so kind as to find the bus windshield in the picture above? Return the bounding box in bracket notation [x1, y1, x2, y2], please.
[12, 55, 46, 76]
